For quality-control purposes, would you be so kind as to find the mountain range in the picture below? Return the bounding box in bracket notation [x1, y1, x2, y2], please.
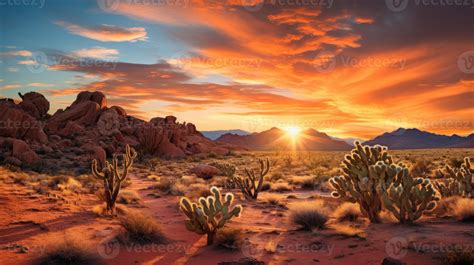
[216, 127, 352, 151]
[363, 128, 474, 149]
[215, 127, 474, 150]
[202, 129, 250, 140]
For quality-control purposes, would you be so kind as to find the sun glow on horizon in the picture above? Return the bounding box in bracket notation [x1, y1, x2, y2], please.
[285, 126, 302, 140]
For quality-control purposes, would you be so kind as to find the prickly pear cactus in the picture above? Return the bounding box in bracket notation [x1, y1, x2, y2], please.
[179, 186, 242, 245]
[380, 163, 439, 223]
[434, 157, 473, 198]
[329, 142, 397, 223]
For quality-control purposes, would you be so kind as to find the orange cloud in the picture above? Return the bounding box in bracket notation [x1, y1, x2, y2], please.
[55, 21, 147, 42]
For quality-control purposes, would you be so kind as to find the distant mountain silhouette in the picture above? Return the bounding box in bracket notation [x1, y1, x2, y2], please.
[216, 127, 352, 151]
[364, 128, 474, 149]
[202, 129, 250, 140]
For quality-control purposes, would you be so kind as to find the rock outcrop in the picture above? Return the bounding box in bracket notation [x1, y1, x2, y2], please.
[0, 91, 231, 170]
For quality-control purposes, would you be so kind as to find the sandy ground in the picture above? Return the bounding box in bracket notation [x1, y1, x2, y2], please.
[1, 169, 473, 265]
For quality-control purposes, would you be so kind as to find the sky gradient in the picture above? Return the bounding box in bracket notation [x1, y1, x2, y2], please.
[0, 0, 473, 139]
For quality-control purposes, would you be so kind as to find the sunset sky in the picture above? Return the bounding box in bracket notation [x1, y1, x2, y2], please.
[0, 0, 473, 139]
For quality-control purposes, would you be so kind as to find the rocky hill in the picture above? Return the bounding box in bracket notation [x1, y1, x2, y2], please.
[0, 91, 235, 172]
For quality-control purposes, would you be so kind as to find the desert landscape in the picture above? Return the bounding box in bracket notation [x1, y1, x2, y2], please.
[0, 91, 472, 265]
[1, 1, 473, 265]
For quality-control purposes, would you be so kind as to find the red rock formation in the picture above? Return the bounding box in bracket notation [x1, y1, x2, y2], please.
[18, 92, 50, 119]
[0, 99, 48, 143]
[0, 91, 231, 168]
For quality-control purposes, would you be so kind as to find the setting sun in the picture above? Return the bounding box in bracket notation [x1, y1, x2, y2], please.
[285, 127, 302, 139]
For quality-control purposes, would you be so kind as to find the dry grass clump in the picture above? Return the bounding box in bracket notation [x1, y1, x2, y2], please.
[441, 246, 474, 265]
[333, 203, 361, 222]
[260, 193, 284, 206]
[271, 182, 293, 192]
[187, 183, 212, 199]
[291, 176, 315, 190]
[288, 200, 329, 231]
[117, 210, 166, 244]
[117, 190, 141, 205]
[34, 236, 102, 265]
[152, 178, 185, 195]
[409, 159, 432, 177]
[452, 198, 474, 222]
[91, 204, 127, 216]
[214, 227, 243, 250]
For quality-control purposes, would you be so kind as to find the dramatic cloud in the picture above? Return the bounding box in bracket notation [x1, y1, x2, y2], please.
[55, 21, 148, 42]
[100, 0, 473, 137]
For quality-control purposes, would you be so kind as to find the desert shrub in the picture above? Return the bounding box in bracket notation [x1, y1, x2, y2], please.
[333, 203, 361, 222]
[34, 237, 103, 265]
[291, 176, 316, 190]
[117, 190, 141, 205]
[209, 162, 236, 177]
[271, 182, 293, 192]
[288, 200, 328, 231]
[452, 198, 474, 222]
[441, 246, 474, 265]
[117, 210, 166, 244]
[92, 204, 127, 216]
[410, 159, 432, 177]
[187, 183, 212, 199]
[260, 193, 283, 206]
[260, 182, 271, 191]
[214, 227, 243, 250]
[269, 172, 284, 182]
[449, 157, 465, 168]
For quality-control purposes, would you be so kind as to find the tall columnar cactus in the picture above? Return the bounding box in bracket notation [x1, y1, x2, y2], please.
[434, 157, 473, 198]
[329, 142, 396, 223]
[91, 144, 137, 215]
[379, 163, 439, 223]
[179, 186, 242, 245]
[233, 158, 270, 200]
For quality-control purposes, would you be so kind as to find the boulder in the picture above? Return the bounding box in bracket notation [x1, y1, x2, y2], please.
[72, 91, 107, 109]
[92, 146, 106, 166]
[97, 109, 121, 136]
[46, 101, 101, 134]
[18, 92, 50, 119]
[0, 100, 48, 143]
[12, 139, 40, 165]
[189, 164, 221, 179]
[109, 106, 127, 117]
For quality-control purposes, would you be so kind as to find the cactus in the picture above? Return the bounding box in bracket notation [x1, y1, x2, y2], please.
[233, 158, 270, 200]
[209, 162, 237, 188]
[91, 144, 137, 215]
[329, 142, 396, 223]
[179, 186, 242, 245]
[434, 157, 473, 198]
[379, 163, 439, 223]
